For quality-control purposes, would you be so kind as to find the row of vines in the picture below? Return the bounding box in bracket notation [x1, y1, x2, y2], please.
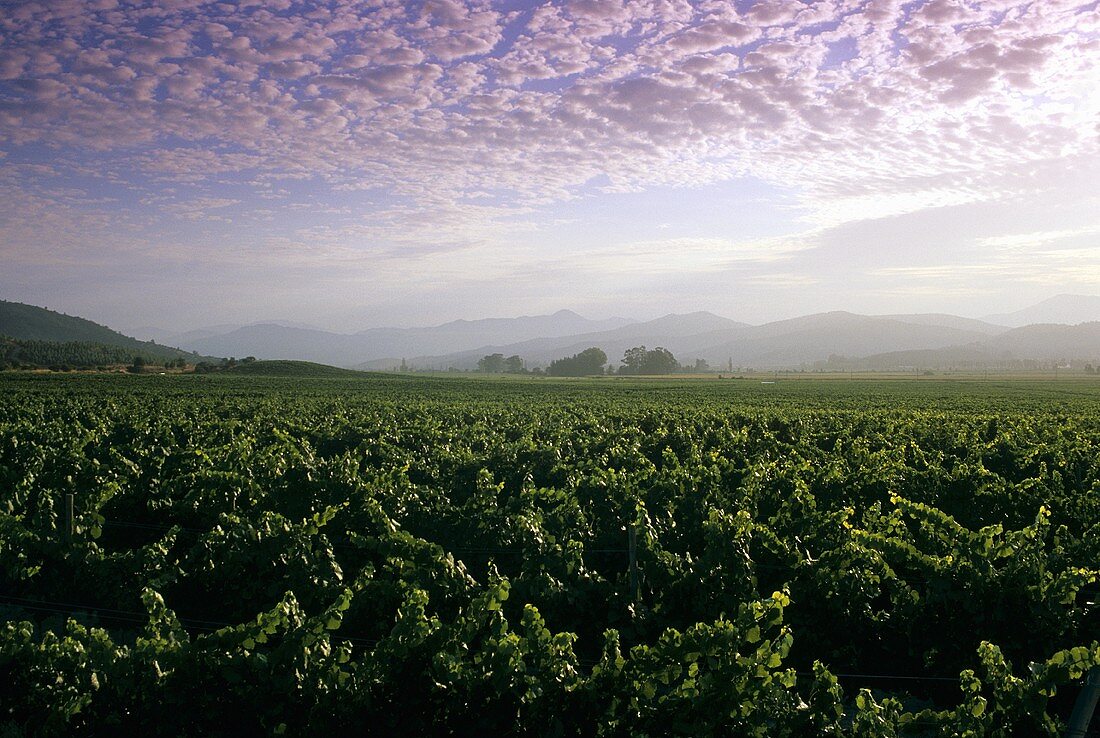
[0, 374, 1098, 735]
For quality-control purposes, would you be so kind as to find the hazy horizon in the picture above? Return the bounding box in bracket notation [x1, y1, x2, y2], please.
[80, 293, 1100, 337]
[2, 1, 1098, 332]
[7, 292, 1094, 338]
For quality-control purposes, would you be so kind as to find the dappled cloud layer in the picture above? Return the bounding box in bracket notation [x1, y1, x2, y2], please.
[1, 0, 1098, 323]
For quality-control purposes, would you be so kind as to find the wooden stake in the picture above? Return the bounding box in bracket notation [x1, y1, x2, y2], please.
[64, 494, 74, 543]
[628, 524, 639, 604]
[1066, 667, 1100, 738]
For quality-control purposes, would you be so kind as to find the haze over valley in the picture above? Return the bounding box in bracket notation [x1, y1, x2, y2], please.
[8, 294, 1100, 374]
[141, 293, 1100, 371]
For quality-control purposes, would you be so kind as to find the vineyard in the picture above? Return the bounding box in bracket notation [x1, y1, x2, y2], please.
[1, 372, 1098, 736]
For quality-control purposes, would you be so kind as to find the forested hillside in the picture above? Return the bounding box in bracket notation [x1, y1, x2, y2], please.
[0, 337, 189, 369]
[0, 302, 214, 367]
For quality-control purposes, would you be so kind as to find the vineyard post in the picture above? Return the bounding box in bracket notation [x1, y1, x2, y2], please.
[1066, 666, 1100, 738]
[63, 493, 74, 544]
[628, 524, 639, 604]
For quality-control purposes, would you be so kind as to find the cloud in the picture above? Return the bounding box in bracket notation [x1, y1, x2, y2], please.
[1, 0, 1098, 328]
[977, 226, 1100, 252]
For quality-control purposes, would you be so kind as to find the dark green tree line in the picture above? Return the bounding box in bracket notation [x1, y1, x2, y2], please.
[547, 347, 607, 376]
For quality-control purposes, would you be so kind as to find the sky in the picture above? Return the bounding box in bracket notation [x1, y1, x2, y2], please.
[1, 0, 1098, 332]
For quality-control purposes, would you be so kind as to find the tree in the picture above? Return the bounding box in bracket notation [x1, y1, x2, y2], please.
[128, 356, 146, 374]
[504, 355, 524, 373]
[547, 347, 607, 376]
[618, 346, 679, 375]
[646, 347, 679, 374]
[693, 358, 710, 373]
[478, 353, 506, 373]
[621, 346, 648, 374]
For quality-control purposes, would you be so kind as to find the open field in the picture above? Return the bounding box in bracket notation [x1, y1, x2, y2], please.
[1, 372, 1097, 736]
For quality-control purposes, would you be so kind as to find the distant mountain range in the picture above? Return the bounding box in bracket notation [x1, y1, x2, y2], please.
[359, 311, 1021, 371]
[178, 310, 635, 367]
[6, 294, 1100, 372]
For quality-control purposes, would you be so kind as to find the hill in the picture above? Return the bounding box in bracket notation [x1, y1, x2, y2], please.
[13, 299, 1100, 374]
[358, 311, 751, 370]
[809, 322, 1100, 371]
[223, 360, 370, 377]
[873, 313, 1006, 334]
[377, 311, 1003, 371]
[189, 324, 362, 366]
[986, 322, 1100, 357]
[184, 310, 636, 366]
[0, 337, 185, 369]
[692, 312, 1000, 369]
[982, 294, 1100, 327]
[0, 301, 215, 365]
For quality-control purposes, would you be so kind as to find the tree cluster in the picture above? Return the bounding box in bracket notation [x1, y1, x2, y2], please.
[618, 346, 679, 375]
[547, 347, 607, 376]
[477, 353, 525, 373]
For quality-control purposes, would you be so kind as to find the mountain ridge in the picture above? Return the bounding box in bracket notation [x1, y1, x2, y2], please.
[184, 310, 637, 366]
[371, 311, 1008, 371]
[7, 295, 1100, 372]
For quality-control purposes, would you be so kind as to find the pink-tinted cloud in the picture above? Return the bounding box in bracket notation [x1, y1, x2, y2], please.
[1, 0, 1097, 325]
